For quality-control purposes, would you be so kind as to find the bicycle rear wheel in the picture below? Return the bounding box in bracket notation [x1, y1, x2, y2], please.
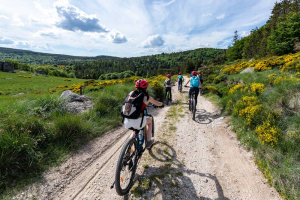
[115, 138, 138, 196]
[152, 116, 155, 138]
[192, 98, 196, 120]
[166, 91, 170, 105]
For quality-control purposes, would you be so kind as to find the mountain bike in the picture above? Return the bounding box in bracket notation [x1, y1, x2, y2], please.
[178, 81, 183, 92]
[111, 104, 160, 196]
[165, 88, 171, 105]
[185, 86, 197, 120]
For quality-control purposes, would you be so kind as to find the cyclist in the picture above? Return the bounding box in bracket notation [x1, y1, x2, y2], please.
[198, 71, 204, 89]
[178, 72, 184, 89]
[124, 79, 164, 148]
[185, 71, 200, 106]
[164, 74, 173, 101]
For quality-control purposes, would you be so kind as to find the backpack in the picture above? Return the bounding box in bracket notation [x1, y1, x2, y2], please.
[166, 78, 171, 85]
[190, 76, 199, 87]
[121, 91, 146, 128]
[198, 74, 203, 80]
[178, 75, 183, 79]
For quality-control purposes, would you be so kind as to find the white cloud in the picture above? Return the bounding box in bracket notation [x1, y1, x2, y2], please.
[198, 42, 211, 48]
[54, 2, 108, 33]
[216, 14, 225, 20]
[106, 30, 127, 43]
[0, 15, 9, 20]
[141, 35, 165, 48]
[0, 36, 14, 44]
[12, 14, 24, 26]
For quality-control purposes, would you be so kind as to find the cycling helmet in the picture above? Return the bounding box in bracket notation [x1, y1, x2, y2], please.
[178, 72, 182, 75]
[167, 74, 172, 78]
[198, 71, 202, 74]
[135, 79, 148, 89]
[192, 71, 197, 75]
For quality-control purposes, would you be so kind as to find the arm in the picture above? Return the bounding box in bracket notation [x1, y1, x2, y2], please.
[148, 96, 163, 106]
[185, 79, 190, 86]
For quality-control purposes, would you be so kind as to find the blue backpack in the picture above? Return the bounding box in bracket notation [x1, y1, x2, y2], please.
[178, 75, 183, 79]
[190, 76, 199, 88]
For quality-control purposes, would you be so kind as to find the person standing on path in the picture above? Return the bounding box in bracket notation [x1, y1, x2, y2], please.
[164, 74, 173, 101]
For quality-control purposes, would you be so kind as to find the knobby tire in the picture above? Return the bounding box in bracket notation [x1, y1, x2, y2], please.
[115, 138, 138, 196]
[192, 98, 196, 120]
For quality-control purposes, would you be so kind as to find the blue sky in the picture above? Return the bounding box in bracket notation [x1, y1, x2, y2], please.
[0, 0, 277, 57]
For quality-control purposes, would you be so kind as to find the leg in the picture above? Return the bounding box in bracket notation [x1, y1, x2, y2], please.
[165, 88, 168, 99]
[169, 88, 172, 100]
[145, 117, 153, 142]
[188, 88, 192, 104]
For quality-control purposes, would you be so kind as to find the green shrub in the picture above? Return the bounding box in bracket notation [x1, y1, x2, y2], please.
[213, 74, 228, 84]
[54, 115, 92, 144]
[0, 130, 41, 193]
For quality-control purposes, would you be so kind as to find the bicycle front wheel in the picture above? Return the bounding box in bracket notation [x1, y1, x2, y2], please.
[115, 138, 138, 196]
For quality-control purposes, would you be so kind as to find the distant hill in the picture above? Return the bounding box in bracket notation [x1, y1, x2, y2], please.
[0, 47, 119, 65]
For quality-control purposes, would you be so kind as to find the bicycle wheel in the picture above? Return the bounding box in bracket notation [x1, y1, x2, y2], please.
[192, 97, 196, 120]
[166, 92, 169, 105]
[152, 116, 155, 138]
[115, 138, 138, 196]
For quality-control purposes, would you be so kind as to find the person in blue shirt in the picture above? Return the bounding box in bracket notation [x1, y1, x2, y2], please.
[177, 72, 184, 88]
[185, 71, 200, 105]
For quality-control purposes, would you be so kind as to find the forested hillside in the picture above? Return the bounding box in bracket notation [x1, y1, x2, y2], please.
[74, 48, 226, 79]
[227, 0, 300, 61]
[0, 47, 118, 65]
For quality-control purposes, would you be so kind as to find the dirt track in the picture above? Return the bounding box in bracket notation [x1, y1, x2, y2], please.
[16, 79, 282, 200]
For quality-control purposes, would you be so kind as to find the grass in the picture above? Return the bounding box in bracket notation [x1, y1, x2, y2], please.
[205, 68, 300, 200]
[0, 71, 85, 95]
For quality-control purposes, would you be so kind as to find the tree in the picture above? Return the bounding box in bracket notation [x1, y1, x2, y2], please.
[227, 37, 247, 61]
[268, 12, 300, 55]
[232, 30, 239, 45]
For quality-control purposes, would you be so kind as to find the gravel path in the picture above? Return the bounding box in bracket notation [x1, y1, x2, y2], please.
[14, 79, 282, 200]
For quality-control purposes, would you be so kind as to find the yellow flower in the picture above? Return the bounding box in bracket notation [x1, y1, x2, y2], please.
[229, 84, 244, 94]
[251, 83, 264, 94]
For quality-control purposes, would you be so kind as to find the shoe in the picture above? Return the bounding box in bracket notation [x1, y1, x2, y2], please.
[146, 138, 155, 149]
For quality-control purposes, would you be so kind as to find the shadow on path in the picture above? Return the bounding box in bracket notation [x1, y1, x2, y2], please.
[130, 142, 230, 200]
[194, 109, 222, 125]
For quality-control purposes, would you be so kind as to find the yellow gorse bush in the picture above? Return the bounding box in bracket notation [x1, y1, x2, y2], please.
[222, 62, 255, 74]
[255, 120, 280, 147]
[294, 72, 300, 77]
[254, 59, 276, 72]
[268, 73, 277, 77]
[239, 104, 265, 126]
[18, 75, 32, 78]
[222, 52, 300, 75]
[50, 75, 167, 94]
[233, 96, 265, 126]
[229, 84, 245, 94]
[251, 83, 265, 94]
[205, 86, 218, 93]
